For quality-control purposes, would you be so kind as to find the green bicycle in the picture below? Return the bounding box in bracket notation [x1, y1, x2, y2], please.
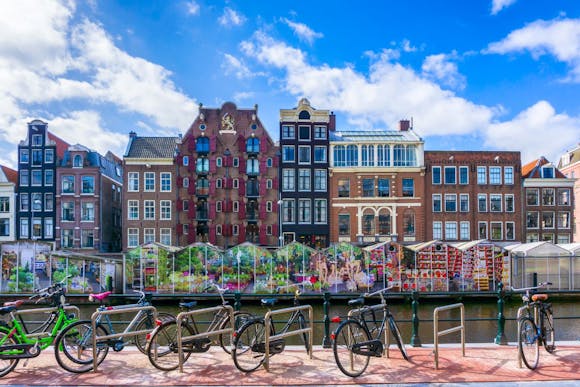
[0, 276, 78, 377]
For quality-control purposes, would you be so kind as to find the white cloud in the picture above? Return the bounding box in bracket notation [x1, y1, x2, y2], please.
[486, 18, 580, 82]
[222, 54, 253, 79]
[401, 39, 417, 52]
[218, 7, 246, 27]
[233, 91, 255, 102]
[421, 53, 466, 90]
[185, 0, 200, 15]
[491, 0, 517, 15]
[282, 18, 323, 44]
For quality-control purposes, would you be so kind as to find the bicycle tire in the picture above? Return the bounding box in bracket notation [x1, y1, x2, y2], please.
[134, 312, 174, 354]
[332, 319, 371, 377]
[0, 330, 20, 377]
[298, 312, 310, 352]
[147, 319, 196, 371]
[541, 308, 556, 354]
[232, 319, 267, 373]
[388, 315, 409, 361]
[54, 320, 109, 374]
[218, 311, 253, 354]
[518, 316, 539, 370]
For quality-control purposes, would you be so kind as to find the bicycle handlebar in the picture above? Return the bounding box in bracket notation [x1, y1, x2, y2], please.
[30, 275, 72, 302]
[508, 282, 552, 293]
[364, 286, 395, 298]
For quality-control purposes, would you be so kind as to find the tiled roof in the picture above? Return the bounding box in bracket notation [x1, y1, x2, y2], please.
[558, 144, 580, 168]
[47, 132, 71, 159]
[522, 156, 567, 178]
[0, 165, 17, 184]
[125, 137, 179, 159]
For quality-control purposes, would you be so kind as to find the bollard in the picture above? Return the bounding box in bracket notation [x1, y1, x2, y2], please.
[494, 282, 508, 345]
[322, 291, 332, 348]
[410, 291, 422, 347]
[234, 291, 241, 311]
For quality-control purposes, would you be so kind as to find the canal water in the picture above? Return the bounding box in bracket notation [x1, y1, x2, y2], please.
[74, 298, 579, 345]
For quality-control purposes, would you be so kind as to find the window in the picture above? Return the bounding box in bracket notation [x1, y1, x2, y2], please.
[542, 212, 554, 229]
[542, 233, 554, 243]
[298, 126, 310, 140]
[32, 150, 42, 165]
[282, 169, 295, 191]
[20, 149, 29, 164]
[0, 219, 9, 236]
[20, 194, 29, 211]
[489, 166, 502, 184]
[183, 156, 189, 166]
[144, 172, 155, 192]
[460, 222, 470, 240]
[338, 214, 350, 236]
[361, 145, 373, 166]
[43, 219, 53, 239]
[403, 210, 415, 236]
[314, 199, 327, 224]
[282, 125, 295, 139]
[31, 170, 42, 186]
[338, 179, 350, 197]
[558, 189, 570, 205]
[505, 222, 515, 240]
[31, 193, 42, 211]
[526, 211, 539, 228]
[542, 188, 555, 206]
[44, 170, 53, 186]
[362, 179, 374, 197]
[232, 157, 239, 167]
[19, 170, 29, 187]
[490, 194, 502, 212]
[160, 200, 171, 220]
[128, 229, 139, 247]
[557, 234, 570, 244]
[433, 221, 442, 239]
[504, 167, 514, 184]
[314, 126, 327, 139]
[298, 199, 311, 223]
[478, 222, 488, 239]
[282, 145, 295, 162]
[160, 229, 171, 245]
[298, 146, 311, 163]
[62, 202, 74, 221]
[459, 194, 469, 212]
[73, 155, 82, 167]
[558, 212, 570, 228]
[362, 213, 375, 235]
[282, 199, 295, 223]
[81, 202, 95, 221]
[445, 222, 458, 240]
[478, 194, 487, 212]
[233, 179, 239, 189]
[32, 134, 42, 146]
[183, 224, 189, 235]
[314, 170, 327, 191]
[266, 179, 273, 190]
[160, 173, 171, 192]
[183, 177, 189, 188]
[377, 179, 390, 197]
[196, 158, 209, 174]
[144, 229, 155, 244]
[246, 138, 260, 153]
[62, 176, 74, 193]
[477, 166, 486, 184]
[444, 166, 456, 184]
[490, 222, 502, 240]
[298, 169, 311, 191]
[128, 172, 139, 191]
[444, 194, 457, 212]
[432, 194, 442, 212]
[144, 200, 155, 220]
[402, 179, 414, 197]
[459, 166, 469, 184]
[61, 229, 74, 248]
[266, 201, 272, 212]
[526, 189, 539, 206]
[505, 194, 514, 212]
[314, 146, 327, 162]
[44, 193, 53, 211]
[432, 166, 441, 184]
[216, 201, 222, 212]
[333, 145, 346, 167]
[20, 219, 29, 239]
[81, 230, 94, 248]
[0, 197, 8, 212]
[542, 166, 554, 178]
[377, 145, 389, 166]
[81, 176, 95, 194]
[196, 137, 210, 153]
[128, 200, 139, 220]
[45, 149, 54, 163]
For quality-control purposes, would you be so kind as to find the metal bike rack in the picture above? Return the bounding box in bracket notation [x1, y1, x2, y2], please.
[263, 305, 313, 372]
[91, 305, 157, 372]
[433, 303, 465, 369]
[347, 304, 392, 358]
[13, 305, 81, 338]
[171, 305, 234, 373]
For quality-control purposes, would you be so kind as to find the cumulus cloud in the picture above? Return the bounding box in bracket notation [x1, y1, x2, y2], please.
[491, 0, 517, 15]
[421, 53, 466, 90]
[185, 0, 200, 15]
[222, 54, 253, 79]
[486, 18, 580, 82]
[282, 18, 323, 44]
[218, 7, 246, 27]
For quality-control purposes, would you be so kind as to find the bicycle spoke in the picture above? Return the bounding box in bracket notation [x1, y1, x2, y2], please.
[518, 317, 539, 370]
[333, 320, 370, 377]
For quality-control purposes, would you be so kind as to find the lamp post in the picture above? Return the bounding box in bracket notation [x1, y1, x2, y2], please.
[277, 199, 283, 247]
[224, 148, 231, 250]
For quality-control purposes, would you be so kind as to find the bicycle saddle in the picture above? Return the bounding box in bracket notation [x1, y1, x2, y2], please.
[348, 298, 365, 307]
[88, 291, 112, 302]
[0, 305, 17, 315]
[532, 294, 548, 302]
[3, 300, 24, 308]
[179, 301, 197, 309]
[261, 298, 277, 307]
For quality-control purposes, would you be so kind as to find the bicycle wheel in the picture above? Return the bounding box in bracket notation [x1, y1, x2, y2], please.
[297, 312, 310, 352]
[388, 315, 409, 361]
[518, 317, 539, 370]
[134, 312, 174, 354]
[0, 330, 20, 377]
[147, 320, 195, 371]
[232, 319, 267, 373]
[541, 308, 556, 354]
[54, 320, 109, 374]
[332, 319, 371, 377]
[218, 311, 253, 354]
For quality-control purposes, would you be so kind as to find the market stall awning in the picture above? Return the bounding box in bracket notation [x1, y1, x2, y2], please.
[505, 241, 571, 257]
[450, 239, 492, 251]
[405, 240, 443, 252]
[558, 243, 580, 255]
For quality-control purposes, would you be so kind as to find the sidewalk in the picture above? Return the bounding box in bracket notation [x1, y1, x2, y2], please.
[0, 343, 578, 386]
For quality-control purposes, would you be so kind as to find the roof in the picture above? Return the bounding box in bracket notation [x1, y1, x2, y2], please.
[558, 144, 580, 169]
[504, 241, 570, 256]
[125, 136, 179, 158]
[330, 130, 423, 143]
[406, 240, 445, 252]
[47, 131, 71, 159]
[522, 156, 567, 178]
[0, 165, 18, 184]
[450, 239, 493, 251]
[558, 243, 580, 254]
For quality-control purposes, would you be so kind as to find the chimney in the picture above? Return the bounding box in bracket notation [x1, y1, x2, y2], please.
[329, 112, 336, 131]
[399, 120, 410, 131]
[129, 131, 137, 138]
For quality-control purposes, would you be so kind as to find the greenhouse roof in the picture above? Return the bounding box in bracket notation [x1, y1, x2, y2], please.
[450, 239, 493, 251]
[559, 243, 580, 254]
[405, 240, 443, 252]
[504, 241, 570, 256]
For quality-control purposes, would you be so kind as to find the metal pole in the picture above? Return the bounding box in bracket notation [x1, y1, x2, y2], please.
[410, 290, 422, 347]
[234, 291, 241, 311]
[494, 282, 508, 345]
[322, 291, 331, 348]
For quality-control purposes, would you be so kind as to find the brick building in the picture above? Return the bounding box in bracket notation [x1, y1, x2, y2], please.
[0, 165, 18, 242]
[558, 144, 580, 242]
[424, 151, 522, 243]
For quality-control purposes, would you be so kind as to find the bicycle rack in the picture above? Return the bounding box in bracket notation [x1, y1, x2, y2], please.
[433, 303, 465, 369]
[263, 304, 313, 372]
[347, 304, 392, 358]
[91, 305, 158, 372]
[13, 305, 81, 338]
[172, 305, 235, 373]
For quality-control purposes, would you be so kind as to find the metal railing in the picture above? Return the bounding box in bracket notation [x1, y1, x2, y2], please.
[433, 303, 465, 369]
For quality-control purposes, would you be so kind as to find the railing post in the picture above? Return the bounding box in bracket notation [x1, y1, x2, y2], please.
[234, 291, 241, 311]
[322, 291, 331, 348]
[494, 282, 508, 345]
[410, 290, 422, 347]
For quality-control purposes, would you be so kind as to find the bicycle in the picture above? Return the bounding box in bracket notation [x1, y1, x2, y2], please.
[510, 282, 555, 370]
[331, 286, 408, 377]
[146, 283, 253, 371]
[231, 286, 312, 373]
[0, 276, 78, 377]
[54, 289, 173, 373]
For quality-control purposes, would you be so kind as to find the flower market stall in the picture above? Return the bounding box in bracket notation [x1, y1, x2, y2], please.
[320, 242, 368, 293]
[173, 243, 223, 293]
[449, 240, 505, 292]
[124, 242, 182, 293]
[275, 242, 317, 292]
[363, 241, 403, 291]
[224, 242, 273, 293]
[403, 240, 455, 292]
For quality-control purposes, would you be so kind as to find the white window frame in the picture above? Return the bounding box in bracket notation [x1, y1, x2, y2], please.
[128, 172, 139, 192]
[144, 172, 155, 192]
[160, 200, 171, 220]
[160, 172, 171, 192]
[433, 221, 442, 240]
[128, 228, 139, 248]
[144, 200, 155, 220]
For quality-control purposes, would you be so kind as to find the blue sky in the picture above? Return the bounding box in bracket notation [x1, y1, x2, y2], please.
[0, 0, 579, 169]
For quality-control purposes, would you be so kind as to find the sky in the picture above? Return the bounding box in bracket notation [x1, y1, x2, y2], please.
[0, 0, 579, 170]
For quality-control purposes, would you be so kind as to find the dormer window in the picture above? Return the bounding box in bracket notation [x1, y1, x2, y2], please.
[73, 155, 83, 168]
[542, 166, 555, 178]
[298, 110, 310, 120]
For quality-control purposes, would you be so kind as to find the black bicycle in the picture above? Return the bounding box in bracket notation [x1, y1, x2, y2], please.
[331, 286, 408, 377]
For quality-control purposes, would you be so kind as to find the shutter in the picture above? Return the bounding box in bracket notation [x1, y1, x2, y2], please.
[209, 201, 216, 219]
[187, 232, 196, 244]
[209, 180, 216, 195]
[272, 177, 278, 190]
[238, 158, 246, 174]
[188, 137, 195, 152]
[188, 160, 196, 172]
[238, 135, 246, 152]
[259, 226, 267, 245]
[259, 179, 266, 196]
[273, 223, 279, 237]
[176, 200, 183, 211]
[176, 176, 183, 187]
[260, 139, 268, 153]
[273, 156, 279, 167]
[188, 184, 196, 195]
[209, 225, 216, 244]
[209, 158, 217, 173]
[259, 202, 266, 220]
[259, 158, 267, 174]
[210, 135, 217, 152]
[238, 225, 246, 244]
[238, 201, 245, 219]
[238, 181, 245, 196]
[176, 223, 183, 235]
